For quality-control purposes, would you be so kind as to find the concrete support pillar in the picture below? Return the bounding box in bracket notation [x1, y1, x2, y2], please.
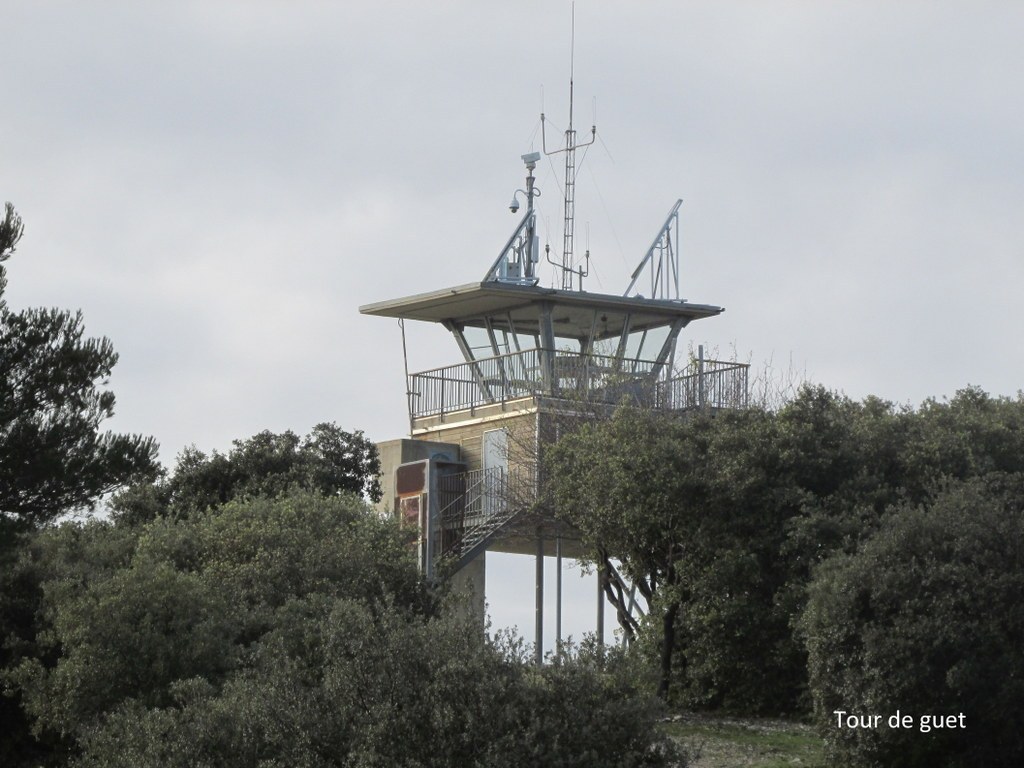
[450, 550, 486, 625]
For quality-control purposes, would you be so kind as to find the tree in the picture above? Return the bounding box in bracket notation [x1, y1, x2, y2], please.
[547, 405, 716, 699]
[0, 202, 159, 530]
[1, 202, 160, 766]
[8, 489, 682, 767]
[113, 423, 382, 523]
[1, 202, 25, 268]
[5, 490, 427, 758]
[801, 473, 1024, 768]
[547, 384, 1024, 710]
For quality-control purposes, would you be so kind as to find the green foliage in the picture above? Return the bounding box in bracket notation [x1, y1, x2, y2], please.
[0, 203, 159, 765]
[6, 490, 679, 767]
[1, 202, 25, 265]
[547, 403, 804, 709]
[0, 201, 156, 528]
[72, 609, 681, 768]
[7, 491, 425, 746]
[0, 531, 66, 766]
[801, 474, 1024, 767]
[70, 599, 506, 768]
[547, 385, 1024, 715]
[0, 306, 159, 527]
[113, 423, 382, 524]
[499, 643, 682, 768]
[0, 207, 160, 528]
[15, 558, 236, 738]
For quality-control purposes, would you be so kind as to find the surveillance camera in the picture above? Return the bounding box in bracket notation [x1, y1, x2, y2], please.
[509, 196, 520, 213]
[521, 151, 541, 166]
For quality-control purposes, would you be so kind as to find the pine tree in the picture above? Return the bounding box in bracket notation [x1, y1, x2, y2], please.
[0, 202, 159, 530]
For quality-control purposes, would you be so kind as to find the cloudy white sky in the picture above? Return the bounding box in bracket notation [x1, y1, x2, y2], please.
[4, 1, 1023, 647]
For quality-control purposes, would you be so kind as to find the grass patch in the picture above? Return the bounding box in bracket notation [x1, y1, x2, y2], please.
[662, 714, 826, 768]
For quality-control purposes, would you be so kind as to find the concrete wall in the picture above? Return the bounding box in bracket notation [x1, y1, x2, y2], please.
[450, 550, 486, 622]
[375, 437, 461, 516]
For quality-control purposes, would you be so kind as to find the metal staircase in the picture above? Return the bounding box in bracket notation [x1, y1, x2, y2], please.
[436, 466, 529, 573]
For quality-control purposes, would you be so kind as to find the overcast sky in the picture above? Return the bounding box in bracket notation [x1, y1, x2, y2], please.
[4, 1, 1023, 647]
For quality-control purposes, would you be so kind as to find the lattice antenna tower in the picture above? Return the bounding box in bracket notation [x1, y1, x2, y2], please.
[541, 2, 596, 291]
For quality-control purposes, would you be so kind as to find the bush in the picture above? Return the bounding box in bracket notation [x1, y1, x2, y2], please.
[6, 490, 682, 767]
[75, 615, 684, 768]
[495, 643, 683, 768]
[801, 473, 1024, 767]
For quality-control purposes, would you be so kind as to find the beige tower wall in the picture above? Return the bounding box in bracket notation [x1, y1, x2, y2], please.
[412, 406, 539, 474]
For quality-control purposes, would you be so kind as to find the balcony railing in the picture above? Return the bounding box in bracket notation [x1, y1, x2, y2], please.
[408, 347, 748, 421]
[410, 348, 543, 419]
[655, 359, 749, 411]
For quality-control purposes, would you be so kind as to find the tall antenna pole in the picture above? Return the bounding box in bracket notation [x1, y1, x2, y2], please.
[542, 1, 595, 291]
[562, 5, 577, 290]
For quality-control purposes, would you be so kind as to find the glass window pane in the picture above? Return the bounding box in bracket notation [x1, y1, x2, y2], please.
[461, 326, 493, 359]
[638, 324, 671, 361]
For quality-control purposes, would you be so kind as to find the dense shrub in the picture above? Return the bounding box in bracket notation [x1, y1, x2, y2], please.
[74, 618, 682, 768]
[5, 490, 681, 767]
[801, 474, 1024, 767]
[549, 386, 1024, 713]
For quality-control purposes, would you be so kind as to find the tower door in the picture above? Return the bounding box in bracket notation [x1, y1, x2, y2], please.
[482, 428, 508, 517]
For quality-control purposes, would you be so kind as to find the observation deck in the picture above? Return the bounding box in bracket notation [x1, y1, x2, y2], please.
[360, 279, 745, 431]
[407, 346, 749, 427]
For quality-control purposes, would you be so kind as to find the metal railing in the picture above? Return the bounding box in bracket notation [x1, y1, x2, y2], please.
[409, 348, 749, 420]
[410, 348, 543, 418]
[435, 466, 536, 563]
[656, 360, 749, 411]
[438, 466, 505, 532]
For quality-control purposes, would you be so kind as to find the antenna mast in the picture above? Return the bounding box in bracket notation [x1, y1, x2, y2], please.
[542, 2, 595, 291]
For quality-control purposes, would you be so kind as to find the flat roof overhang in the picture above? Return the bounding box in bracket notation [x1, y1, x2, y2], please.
[359, 282, 723, 338]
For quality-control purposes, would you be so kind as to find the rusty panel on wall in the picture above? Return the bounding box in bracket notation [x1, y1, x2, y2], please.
[396, 462, 427, 495]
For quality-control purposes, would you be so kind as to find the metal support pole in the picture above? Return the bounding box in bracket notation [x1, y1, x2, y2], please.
[623, 583, 638, 647]
[538, 302, 557, 395]
[423, 490, 434, 581]
[535, 530, 544, 666]
[555, 535, 563, 651]
[698, 344, 705, 409]
[596, 563, 605, 645]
